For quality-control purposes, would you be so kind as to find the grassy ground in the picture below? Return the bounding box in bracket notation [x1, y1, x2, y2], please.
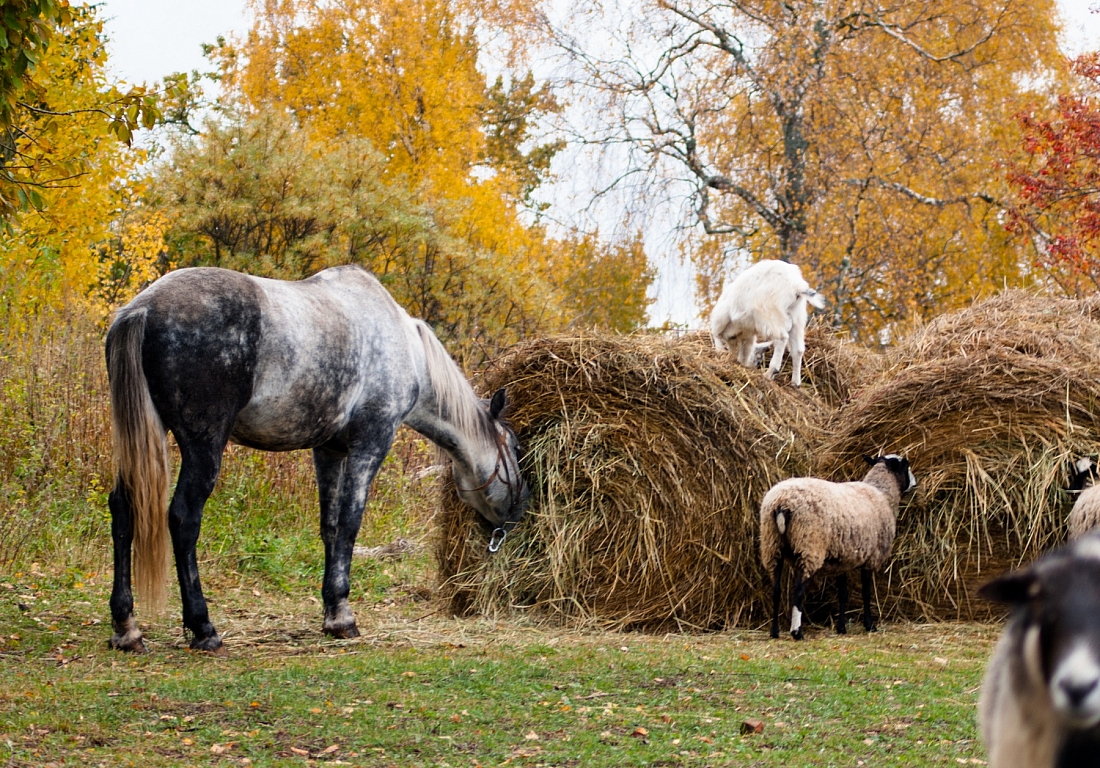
[0, 559, 998, 768]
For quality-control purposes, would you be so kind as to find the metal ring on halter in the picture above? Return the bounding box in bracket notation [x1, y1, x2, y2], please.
[488, 527, 508, 553]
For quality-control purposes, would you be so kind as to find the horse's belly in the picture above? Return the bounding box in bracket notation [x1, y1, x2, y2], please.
[230, 393, 351, 451]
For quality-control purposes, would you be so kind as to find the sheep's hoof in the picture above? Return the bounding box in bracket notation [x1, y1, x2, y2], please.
[791, 629, 803, 641]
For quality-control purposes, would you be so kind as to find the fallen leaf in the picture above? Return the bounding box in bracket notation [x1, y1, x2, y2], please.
[740, 719, 765, 735]
[524, 731, 540, 741]
[631, 727, 649, 738]
[320, 744, 338, 754]
[290, 747, 309, 756]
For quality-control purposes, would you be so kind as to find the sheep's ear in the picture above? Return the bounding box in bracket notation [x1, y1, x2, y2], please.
[488, 388, 508, 420]
[979, 569, 1039, 605]
[862, 454, 878, 466]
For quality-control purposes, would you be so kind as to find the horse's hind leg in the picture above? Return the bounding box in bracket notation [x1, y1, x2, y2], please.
[169, 436, 227, 653]
[108, 480, 146, 653]
[314, 433, 394, 639]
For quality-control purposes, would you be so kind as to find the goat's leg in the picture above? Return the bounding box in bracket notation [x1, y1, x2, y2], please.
[861, 566, 877, 632]
[766, 332, 790, 380]
[770, 559, 783, 639]
[836, 573, 849, 634]
[789, 319, 807, 386]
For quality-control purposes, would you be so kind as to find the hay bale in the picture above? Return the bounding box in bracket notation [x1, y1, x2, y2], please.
[821, 291, 1100, 620]
[798, 324, 884, 407]
[434, 332, 828, 630]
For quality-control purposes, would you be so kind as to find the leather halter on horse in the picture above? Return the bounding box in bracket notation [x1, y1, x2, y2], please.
[456, 425, 525, 552]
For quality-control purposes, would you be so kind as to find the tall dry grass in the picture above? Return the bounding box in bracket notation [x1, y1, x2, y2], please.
[0, 301, 437, 576]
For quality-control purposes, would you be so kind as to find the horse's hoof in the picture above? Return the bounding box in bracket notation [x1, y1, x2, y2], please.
[324, 623, 360, 640]
[109, 625, 148, 653]
[791, 629, 803, 641]
[189, 635, 226, 656]
[769, 628, 780, 639]
[108, 634, 148, 653]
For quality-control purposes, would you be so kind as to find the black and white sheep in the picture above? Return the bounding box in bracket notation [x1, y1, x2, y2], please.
[1068, 456, 1100, 540]
[759, 455, 917, 640]
[709, 259, 825, 387]
[979, 531, 1100, 767]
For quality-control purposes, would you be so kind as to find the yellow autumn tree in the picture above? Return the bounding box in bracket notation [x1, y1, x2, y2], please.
[550, 0, 1065, 341]
[167, 0, 653, 357]
[0, 5, 160, 314]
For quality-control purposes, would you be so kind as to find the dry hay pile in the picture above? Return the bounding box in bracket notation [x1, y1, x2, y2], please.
[434, 332, 830, 630]
[820, 291, 1100, 620]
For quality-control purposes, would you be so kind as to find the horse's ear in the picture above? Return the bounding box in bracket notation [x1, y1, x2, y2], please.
[862, 454, 877, 466]
[488, 388, 507, 420]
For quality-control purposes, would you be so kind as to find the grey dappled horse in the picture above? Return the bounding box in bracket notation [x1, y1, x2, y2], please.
[106, 265, 529, 654]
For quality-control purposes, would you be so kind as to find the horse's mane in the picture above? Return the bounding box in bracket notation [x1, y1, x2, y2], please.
[414, 320, 495, 445]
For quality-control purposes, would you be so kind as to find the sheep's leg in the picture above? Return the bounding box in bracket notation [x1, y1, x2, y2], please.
[861, 566, 877, 632]
[770, 559, 783, 639]
[835, 573, 848, 634]
[790, 567, 808, 641]
[766, 333, 789, 380]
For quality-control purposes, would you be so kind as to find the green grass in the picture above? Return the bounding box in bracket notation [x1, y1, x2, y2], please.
[0, 566, 997, 768]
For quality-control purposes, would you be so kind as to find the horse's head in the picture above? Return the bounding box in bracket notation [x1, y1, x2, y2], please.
[453, 388, 530, 549]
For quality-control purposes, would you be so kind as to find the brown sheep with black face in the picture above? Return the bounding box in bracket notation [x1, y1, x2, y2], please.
[759, 455, 917, 640]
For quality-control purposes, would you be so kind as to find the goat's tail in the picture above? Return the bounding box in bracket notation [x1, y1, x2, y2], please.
[802, 289, 826, 310]
[107, 306, 170, 614]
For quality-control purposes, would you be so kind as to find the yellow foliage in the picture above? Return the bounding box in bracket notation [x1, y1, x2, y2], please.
[0, 6, 151, 316]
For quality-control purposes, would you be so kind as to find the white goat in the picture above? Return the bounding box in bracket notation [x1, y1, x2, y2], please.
[709, 259, 825, 386]
[979, 532, 1100, 767]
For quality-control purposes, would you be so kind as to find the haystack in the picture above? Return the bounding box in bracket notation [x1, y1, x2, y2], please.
[434, 332, 829, 630]
[820, 291, 1100, 620]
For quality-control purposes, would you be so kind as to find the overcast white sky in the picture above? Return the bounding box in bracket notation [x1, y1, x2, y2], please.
[98, 0, 1100, 327]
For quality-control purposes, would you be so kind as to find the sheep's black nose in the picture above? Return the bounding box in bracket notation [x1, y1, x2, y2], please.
[1061, 677, 1099, 707]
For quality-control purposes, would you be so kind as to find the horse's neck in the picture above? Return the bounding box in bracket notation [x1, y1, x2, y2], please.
[403, 319, 494, 470]
[404, 376, 489, 472]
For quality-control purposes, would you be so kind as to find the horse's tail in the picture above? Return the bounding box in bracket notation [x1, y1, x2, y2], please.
[107, 306, 170, 614]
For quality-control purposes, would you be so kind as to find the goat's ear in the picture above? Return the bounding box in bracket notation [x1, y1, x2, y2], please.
[488, 388, 508, 420]
[979, 569, 1039, 605]
[862, 454, 877, 466]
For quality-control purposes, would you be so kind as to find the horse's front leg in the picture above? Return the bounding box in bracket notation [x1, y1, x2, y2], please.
[108, 479, 146, 653]
[313, 434, 392, 639]
[169, 438, 226, 654]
